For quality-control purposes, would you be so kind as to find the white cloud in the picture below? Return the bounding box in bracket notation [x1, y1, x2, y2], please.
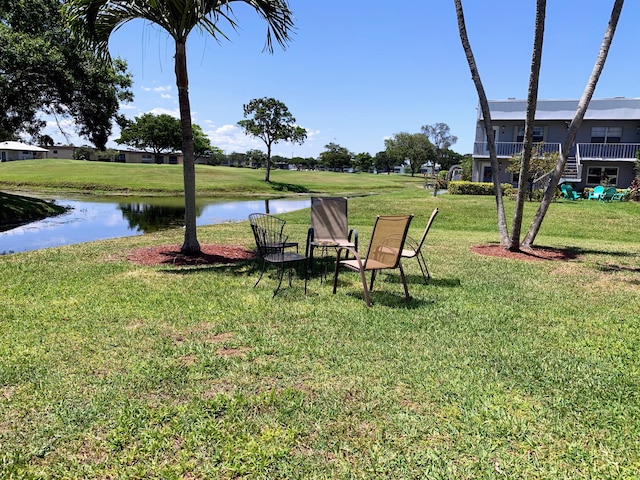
[205, 123, 262, 154]
[147, 107, 180, 118]
[160, 94, 172, 99]
[140, 85, 172, 92]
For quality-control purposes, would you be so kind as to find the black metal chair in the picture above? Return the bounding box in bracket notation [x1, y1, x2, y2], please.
[250, 220, 308, 297]
[249, 213, 298, 252]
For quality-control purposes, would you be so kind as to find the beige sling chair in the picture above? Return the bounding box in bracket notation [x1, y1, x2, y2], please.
[332, 215, 413, 307]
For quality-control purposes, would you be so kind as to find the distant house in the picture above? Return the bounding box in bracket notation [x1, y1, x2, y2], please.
[472, 97, 640, 189]
[0, 141, 49, 161]
[45, 145, 185, 165]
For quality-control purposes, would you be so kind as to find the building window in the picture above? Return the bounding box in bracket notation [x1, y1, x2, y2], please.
[516, 126, 545, 143]
[141, 154, 153, 163]
[586, 166, 618, 186]
[168, 155, 178, 164]
[590, 126, 622, 143]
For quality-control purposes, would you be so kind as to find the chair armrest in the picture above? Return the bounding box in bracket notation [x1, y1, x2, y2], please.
[348, 229, 359, 252]
[336, 246, 364, 270]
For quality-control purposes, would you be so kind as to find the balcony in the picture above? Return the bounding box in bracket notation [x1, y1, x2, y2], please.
[473, 142, 561, 159]
[576, 143, 640, 162]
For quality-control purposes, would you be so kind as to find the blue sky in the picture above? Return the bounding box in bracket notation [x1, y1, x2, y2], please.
[45, 0, 640, 158]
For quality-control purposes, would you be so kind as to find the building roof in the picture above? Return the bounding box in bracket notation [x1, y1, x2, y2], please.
[482, 97, 640, 121]
[0, 141, 49, 152]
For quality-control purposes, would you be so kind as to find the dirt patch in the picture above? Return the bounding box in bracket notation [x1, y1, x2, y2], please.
[127, 244, 255, 266]
[471, 244, 578, 261]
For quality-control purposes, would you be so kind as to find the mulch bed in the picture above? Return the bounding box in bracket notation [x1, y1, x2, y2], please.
[127, 244, 256, 266]
[126, 243, 576, 267]
[471, 244, 578, 261]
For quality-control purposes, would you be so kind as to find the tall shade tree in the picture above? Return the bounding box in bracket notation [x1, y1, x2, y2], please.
[238, 97, 307, 183]
[385, 132, 436, 177]
[454, 0, 624, 251]
[66, 0, 295, 254]
[0, 0, 132, 147]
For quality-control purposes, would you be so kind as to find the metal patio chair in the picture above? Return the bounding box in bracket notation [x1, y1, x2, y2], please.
[250, 222, 308, 297]
[401, 207, 439, 284]
[332, 215, 413, 307]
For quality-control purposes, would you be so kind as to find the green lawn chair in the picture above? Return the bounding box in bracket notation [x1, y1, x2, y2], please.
[588, 185, 604, 200]
[612, 188, 629, 201]
[600, 187, 617, 202]
[561, 184, 581, 200]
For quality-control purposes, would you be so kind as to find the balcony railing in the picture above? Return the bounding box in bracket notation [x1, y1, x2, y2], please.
[473, 142, 561, 158]
[576, 143, 640, 161]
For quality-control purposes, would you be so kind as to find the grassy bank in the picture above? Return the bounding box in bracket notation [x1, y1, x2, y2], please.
[0, 159, 418, 197]
[1, 188, 639, 478]
[0, 191, 67, 229]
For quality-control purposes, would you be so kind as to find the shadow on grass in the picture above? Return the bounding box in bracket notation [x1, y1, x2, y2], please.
[270, 181, 309, 193]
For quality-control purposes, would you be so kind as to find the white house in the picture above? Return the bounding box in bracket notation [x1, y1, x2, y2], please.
[0, 141, 49, 162]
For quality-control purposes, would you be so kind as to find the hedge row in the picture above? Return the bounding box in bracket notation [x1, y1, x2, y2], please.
[448, 181, 515, 196]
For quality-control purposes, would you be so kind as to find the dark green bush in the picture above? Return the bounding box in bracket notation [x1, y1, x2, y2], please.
[448, 181, 514, 196]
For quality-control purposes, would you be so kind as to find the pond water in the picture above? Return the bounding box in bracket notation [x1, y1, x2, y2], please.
[0, 196, 310, 255]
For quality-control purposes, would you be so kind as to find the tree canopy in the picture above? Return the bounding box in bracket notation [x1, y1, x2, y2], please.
[117, 113, 213, 161]
[385, 132, 436, 176]
[319, 143, 352, 171]
[238, 97, 306, 182]
[0, 0, 133, 147]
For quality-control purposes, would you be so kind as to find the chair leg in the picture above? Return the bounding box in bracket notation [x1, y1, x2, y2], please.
[416, 251, 430, 284]
[369, 270, 377, 291]
[359, 268, 372, 307]
[399, 263, 411, 300]
[254, 259, 267, 288]
[272, 261, 286, 298]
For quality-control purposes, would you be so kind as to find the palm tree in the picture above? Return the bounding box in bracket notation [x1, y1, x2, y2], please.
[453, 0, 509, 246]
[65, 0, 295, 254]
[522, 0, 624, 248]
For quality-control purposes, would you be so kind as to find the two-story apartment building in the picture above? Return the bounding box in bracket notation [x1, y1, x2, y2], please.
[472, 97, 640, 189]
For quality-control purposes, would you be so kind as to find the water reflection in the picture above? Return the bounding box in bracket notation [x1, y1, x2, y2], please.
[119, 202, 203, 233]
[0, 197, 310, 255]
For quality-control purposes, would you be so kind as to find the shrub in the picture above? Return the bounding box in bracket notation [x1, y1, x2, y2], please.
[448, 181, 514, 196]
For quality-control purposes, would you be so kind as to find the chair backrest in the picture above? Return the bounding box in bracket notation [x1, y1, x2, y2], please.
[310, 197, 349, 243]
[365, 215, 413, 269]
[251, 224, 286, 259]
[414, 208, 439, 251]
[602, 187, 617, 200]
[249, 213, 286, 237]
[592, 185, 605, 196]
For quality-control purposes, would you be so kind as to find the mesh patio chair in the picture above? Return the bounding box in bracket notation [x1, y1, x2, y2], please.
[305, 196, 358, 272]
[332, 215, 413, 307]
[250, 223, 308, 297]
[401, 208, 439, 284]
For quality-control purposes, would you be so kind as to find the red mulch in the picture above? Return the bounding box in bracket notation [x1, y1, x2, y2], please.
[126, 243, 576, 267]
[127, 244, 256, 266]
[471, 244, 578, 261]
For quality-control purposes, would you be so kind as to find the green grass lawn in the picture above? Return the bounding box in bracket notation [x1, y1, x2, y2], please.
[0, 159, 419, 196]
[1, 164, 640, 478]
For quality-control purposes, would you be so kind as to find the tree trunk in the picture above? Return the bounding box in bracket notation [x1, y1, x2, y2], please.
[454, 0, 509, 247]
[175, 38, 201, 254]
[265, 143, 272, 182]
[509, 0, 546, 251]
[522, 0, 624, 248]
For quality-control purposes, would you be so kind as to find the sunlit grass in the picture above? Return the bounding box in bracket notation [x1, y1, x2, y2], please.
[1, 188, 640, 478]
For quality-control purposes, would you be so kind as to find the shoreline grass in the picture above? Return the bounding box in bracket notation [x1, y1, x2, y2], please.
[1, 165, 639, 477]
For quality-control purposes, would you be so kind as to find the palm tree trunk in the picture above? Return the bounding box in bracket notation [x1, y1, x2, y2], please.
[509, 0, 546, 251]
[175, 38, 201, 254]
[522, 0, 624, 248]
[454, 0, 509, 246]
